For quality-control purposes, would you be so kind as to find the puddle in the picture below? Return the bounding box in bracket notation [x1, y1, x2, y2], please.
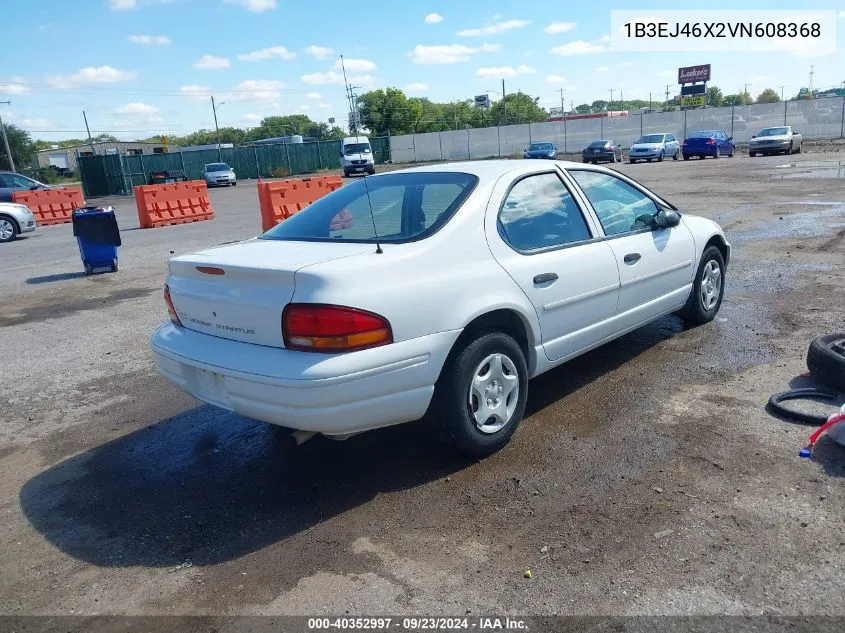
[771, 160, 845, 179]
[732, 204, 845, 241]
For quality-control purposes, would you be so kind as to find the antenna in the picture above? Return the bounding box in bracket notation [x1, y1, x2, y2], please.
[360, 175, 382, 254]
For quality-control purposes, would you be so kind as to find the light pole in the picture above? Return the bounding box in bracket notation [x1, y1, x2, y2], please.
[0, 100, 13, 172]
[211, 96, 225, 161]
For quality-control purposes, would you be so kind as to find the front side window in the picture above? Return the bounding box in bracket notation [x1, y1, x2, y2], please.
[569, 171, 659, 237]
[5, 173, 38, 188]
[260, 172, 477, 243]
[497, 173, 591, 252]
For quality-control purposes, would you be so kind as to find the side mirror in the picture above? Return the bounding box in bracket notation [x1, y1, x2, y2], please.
[751, 135, 757, 139]
[30, 185, 39, 190]
[656, 208, 681, 228]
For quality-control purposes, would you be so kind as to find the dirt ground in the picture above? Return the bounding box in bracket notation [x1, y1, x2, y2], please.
[1, 149, 844, 623]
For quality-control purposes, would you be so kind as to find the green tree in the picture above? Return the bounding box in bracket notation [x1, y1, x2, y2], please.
[723, 92, 753, 106]
[590, 100, 609, 112]
[756, 88, 780, 104]
[706, 86, 724, 107]
[490, 92, 546, 125]
[575, 103, 592, 114]
[357, 88, 420, 136]
[0, 123, 35, 169]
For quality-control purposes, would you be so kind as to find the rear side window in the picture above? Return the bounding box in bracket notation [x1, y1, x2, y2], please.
[498, 173, 591, 252]
[260, 172, 478, 243]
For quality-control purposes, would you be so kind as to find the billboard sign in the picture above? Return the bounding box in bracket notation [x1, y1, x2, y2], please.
[678, 64, 711, 84]
[681, 83, 706, 96]
[681, 96, 705, 107]
[474, 94, 491, 108]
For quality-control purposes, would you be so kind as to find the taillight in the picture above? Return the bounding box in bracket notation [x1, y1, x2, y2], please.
[282, 304, 392, 352]
[164, 284, 182, 326]
[706, 138, 716, 145]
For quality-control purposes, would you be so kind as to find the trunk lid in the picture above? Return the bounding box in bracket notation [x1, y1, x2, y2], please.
[167, 239, 375, 347]
[684, 137, 715, 150]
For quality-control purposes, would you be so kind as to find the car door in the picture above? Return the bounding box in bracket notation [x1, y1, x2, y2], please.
[666, 134, 679, 155]
[485, 169, 621, 363]
[567, 168, 696, 326]
[0, 175, 11, 202]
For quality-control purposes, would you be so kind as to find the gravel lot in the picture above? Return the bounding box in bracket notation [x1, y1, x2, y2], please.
[1, 150, 844, 620]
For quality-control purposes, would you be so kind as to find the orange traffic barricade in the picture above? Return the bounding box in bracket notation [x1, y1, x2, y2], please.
[11, 186, 85, 226]
[257, 176, 343, 232]
[134, 180, 215, 229]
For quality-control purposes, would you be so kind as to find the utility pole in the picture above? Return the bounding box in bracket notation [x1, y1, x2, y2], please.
[339, 55, 356, 135]
[559, 87, 565, 117]
[609, 88, 614, 110]
[82, 110, 95, 154]
[665, 85, 670, 107]
[779, 85, 785, 101]
[0, 101, 13, 172]
[210, 96, 222, 161]
[502, 79, 506, 126]
[809, 65, 814, 93]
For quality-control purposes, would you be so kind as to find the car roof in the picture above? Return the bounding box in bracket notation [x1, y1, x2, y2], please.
[371, 159, 601, 179]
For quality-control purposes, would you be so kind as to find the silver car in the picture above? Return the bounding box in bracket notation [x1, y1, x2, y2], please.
[628, 133, 681, 163]
[749, 126, 803, 157]
[202, 163, 237, 187]
[0, 202, 37, 243]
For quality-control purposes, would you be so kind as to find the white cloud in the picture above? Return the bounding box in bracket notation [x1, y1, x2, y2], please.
[546, 74, 567, 84]
[839, 10, 845, 17]
[475, 65, 536, 78]
[335, 58, 376, 72]
[599, 34, 612, 43]
[305, 45, 334, 59]
[317, 103, 332, 109]
[301, 71, 375, 85]
[238, 46, 295, 62]
[549, 40, 607, 56]
[425, 12, 443, 24]
[409, 43, 500, 65]
[229, 79, 285, 101]
[544, 22, 576, 34]
[114, 102, 160, 115]
[458, 19, 530, 37]
[128, 34, 171, 45]
[306, 92, 322, 100]
[242, 113, 262, 123]
[0, 78, 30, 95]
[47, 65, 135, 89]
[222, 0, 276, 12]
[405, 82, 429, 93]
[596, 66, 610, 72]
[193, 55, 231, 70]
[180, 84, 210, 97]
[657, 70, 675, 77]
[618, 61, 634, 67]
[7, 112, 53, 130]
[109, 0, 137, 9]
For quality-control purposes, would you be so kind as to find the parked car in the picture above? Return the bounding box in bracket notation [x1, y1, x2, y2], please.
[0, 202, 37, 243]
[582, 140, 623, 164]
[748, 126, 803, 156]
[682, 130, 735, 160]
[0, 171, 49, 202]
[628, 133, 680, 163]
[523, 142, 558, 160]
[341, 136, 375, 176]
[202, 163, 237, 187]
[152, 160, 729, 456]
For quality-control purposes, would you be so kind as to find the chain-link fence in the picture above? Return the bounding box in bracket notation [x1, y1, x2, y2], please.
[78, 137, 391, 197]
[389, 98, 845, 163]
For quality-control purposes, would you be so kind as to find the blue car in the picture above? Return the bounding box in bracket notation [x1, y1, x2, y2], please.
[682, 130, 735, 160]
[523, 141, 557, 160]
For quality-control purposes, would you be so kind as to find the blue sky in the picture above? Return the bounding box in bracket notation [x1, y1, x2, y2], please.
[2, 0, 844, 141]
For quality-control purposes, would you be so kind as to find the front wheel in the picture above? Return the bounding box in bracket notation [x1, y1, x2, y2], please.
[677, 246, 725, 325]
[657, 150, 664, 162]
[683, 154, 690, 161]
[629, 158, 636, 164]
[673, 149, 679, 160]
[0, 216, 18, 243]
[434, 332, 528, 457]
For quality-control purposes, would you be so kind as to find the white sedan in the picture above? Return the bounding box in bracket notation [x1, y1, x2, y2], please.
[152, 160, 729, 456]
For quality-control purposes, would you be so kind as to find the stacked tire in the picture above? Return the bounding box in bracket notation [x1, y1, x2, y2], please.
[807, 333, 845, 391]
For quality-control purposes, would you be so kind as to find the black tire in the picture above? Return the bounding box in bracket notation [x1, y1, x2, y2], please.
[433, 332, 528, 457]
[796, 143, 802, 154]
[728, 146, 735, 157]
[807, 333, 845, 391]
[629, 159, 636, 164]
[683, 154, 690, 161]
[749, 152, 756, 157]
[232, 181, 237, 186]
[788, 142, 793, 155]
[0, 215, 19, 243]
[714, 147, 721, 159]
[657, 151, 664, 162]
[767, 388, 841, 425]
[677, 245, 725, 325]
[673, 149, 679, 160]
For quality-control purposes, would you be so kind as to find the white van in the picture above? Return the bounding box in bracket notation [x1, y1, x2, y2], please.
[340, 136, 375, 177]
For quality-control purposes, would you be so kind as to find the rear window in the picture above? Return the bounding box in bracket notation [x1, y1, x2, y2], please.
[689, 130, 717, 138]
[588, 140, 610, 148]
[260, 172, 478, 243]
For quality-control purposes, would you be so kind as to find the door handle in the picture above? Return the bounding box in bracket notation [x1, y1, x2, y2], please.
[533, 272, 558, 284]
[623, 253, 641, 264]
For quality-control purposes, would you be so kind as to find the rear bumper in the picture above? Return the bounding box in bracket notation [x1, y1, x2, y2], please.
[582, 152, 616, 161]
[151, 323, 460, 435]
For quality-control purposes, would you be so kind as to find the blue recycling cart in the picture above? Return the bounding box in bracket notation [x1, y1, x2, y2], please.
[72, 206, 121, 275]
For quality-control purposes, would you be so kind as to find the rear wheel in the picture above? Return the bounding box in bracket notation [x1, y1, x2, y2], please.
[434, 332, 528, 457]
[728, 145, 735, 157]
[629, 158, 636, 164]
[677, 246, 725, 325]
[0, 216, 18, 243]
